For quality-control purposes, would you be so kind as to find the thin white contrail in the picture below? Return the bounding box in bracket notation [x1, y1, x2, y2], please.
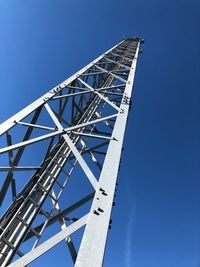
[125, 205, 136, 267]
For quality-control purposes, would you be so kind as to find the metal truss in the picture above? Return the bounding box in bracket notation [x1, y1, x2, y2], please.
[0, 38, 143, 267]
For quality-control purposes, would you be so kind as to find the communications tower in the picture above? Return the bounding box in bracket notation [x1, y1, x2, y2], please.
[0, 38, 143, 266]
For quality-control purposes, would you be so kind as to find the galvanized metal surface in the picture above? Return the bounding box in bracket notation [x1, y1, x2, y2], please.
[0, 38, 142, 266]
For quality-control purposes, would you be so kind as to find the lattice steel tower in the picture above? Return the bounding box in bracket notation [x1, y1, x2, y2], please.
[0, 38, 143, 267]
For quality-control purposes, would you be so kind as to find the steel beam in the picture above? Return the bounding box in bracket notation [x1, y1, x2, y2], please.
[7, 215, 88, 267]
[75, 41, 140, 267]
[0, 38, 142, 267]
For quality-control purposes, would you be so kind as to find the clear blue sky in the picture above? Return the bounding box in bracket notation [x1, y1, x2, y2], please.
[0, 0, 200, 266]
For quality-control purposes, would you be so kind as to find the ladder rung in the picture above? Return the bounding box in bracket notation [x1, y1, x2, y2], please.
[37, 182, 48, 193]
[2, 238, 14, 249]
[47, 171, 57, 180]
[29, 197, 39, 207]
[54, 161, 64, 169]
[16, 215, 28, 226]
[60, 153, 67, 159]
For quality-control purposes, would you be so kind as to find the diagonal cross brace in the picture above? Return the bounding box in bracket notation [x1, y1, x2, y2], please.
[50, 190, 77, 263]
[78, 78, 120, 111]
[44, 103, 98, 189]
[0, 114, 117, 155]
[7, 214, 88, 267]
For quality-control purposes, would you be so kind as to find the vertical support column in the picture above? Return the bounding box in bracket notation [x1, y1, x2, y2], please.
[75, 41, 141, 267]
[0, 38, 142, 267]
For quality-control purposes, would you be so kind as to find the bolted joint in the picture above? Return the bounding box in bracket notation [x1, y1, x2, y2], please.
[99, 187, 108, 196]
[93, 210, 100, 216]
[97, 207, 104, 213]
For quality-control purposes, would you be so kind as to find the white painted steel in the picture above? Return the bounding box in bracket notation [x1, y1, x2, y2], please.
[7, 215, 88, 267]
[0, 40, 125, 136]
[78, 78, 120, 111]
[45, 103, 98, 189]
[0, 38, 142, 267]
[0, 114, 117, 154]
[75, 42, 140, 267]
[71, 131, 114, 141]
